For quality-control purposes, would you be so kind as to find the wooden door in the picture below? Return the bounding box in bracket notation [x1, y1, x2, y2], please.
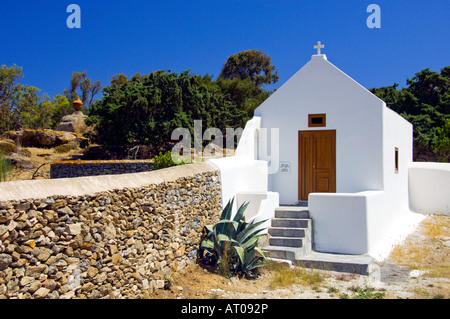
[298, 130, 336, 200]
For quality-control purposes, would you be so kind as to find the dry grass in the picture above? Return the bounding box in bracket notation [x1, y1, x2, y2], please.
[389, 214, 450, 279]
[268, 261, 324, 289]
[8, 146, 84, 181]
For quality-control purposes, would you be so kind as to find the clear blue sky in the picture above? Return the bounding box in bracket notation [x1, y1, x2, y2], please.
[1, 0, 449, 99]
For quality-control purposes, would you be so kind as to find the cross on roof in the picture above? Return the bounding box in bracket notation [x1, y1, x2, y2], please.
[314, 41, 325, 55]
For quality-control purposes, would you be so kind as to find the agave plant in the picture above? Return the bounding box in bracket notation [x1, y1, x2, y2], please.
[200, 197, 268, 278]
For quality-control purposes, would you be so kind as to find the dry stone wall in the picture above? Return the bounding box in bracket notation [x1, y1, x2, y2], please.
[0, 164, 221, 299]
[50, 160, 154, 179]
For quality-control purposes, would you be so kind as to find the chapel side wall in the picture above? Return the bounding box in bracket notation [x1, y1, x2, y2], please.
[0, 163, 221, 299]
[256, 56, 384, 204]
[381, 106, 413, 214]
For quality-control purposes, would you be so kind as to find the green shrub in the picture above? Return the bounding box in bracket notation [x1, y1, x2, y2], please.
[0, 154, 12, 182]
[434, 118, 450, 162]
[54, 144, 74, 153]
[152, 151, 185, 170]
[200, 197, 268, 279]
[0, 141, 16, 154]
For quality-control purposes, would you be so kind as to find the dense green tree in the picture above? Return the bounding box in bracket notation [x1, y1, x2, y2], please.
[0, 65, 53, 132]
[49, 94, 72, 128]
[110, 73, 128, 88]
[434, 118, 450, 162]
[0, 65, 25, 132]
[370, 66, 450, 159]
[86, 70, 247, 151]
[217, 50, 277, 118]
[219, 49, 279, 89]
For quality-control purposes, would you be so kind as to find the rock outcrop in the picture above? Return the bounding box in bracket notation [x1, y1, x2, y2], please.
[57, 111, 88, 134]
[3, 130, 85, 148]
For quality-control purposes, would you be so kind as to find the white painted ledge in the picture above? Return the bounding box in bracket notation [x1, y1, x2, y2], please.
[0, 162, 218, 202]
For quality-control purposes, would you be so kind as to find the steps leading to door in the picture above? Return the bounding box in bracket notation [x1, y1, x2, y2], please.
[262, 205, 375, 275]
[262, 206, 312, 261]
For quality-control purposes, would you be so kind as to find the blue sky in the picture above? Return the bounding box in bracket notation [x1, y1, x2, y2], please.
[1, 0, 449, 99]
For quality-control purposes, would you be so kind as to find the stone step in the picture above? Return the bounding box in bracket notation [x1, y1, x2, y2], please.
[269, 236, 304, 248]
[271, 218, 310, 228]
[294, 251, 375, 276]
[274, 209, 310, 219]
[268, 227, 306, 238]
[262, 246, 299, 261]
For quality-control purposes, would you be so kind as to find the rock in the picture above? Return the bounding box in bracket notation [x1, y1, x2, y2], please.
[65, 223, 82, 236]
[3, 129, 76, 148]
[0, 225, 8, 236]
[52, 199, 67, 209]
[26, 264, 48, 278]
[112, 253, 121, 265]
[60, 290, 75, 299]
[20, 276, 35, 286]
[57, 111, 88, 134]
[0, 254, 12, 270]
[87, 266, 99, 278]
[57, 206, 74, 216]
[155, 280, 165, 289]
[37, 248, 53, 262]
[104, 224, 116, 239]
[14, 202, 31, 212]
[94, 272, 107, 284]
[33, 287, 50, 299]
[409, 270, 427, 278]
[9, 155, 35, 170]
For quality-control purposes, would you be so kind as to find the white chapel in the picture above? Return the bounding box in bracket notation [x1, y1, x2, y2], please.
[209, 42, 450, 267]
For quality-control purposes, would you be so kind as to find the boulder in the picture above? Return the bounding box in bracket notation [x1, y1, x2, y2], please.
[58, 111, 88, 134]
[3, 129, 84, 148]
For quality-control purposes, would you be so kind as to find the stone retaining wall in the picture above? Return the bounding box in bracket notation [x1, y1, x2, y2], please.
[0, 163, 221, 299]
[50, 160, 154, 179]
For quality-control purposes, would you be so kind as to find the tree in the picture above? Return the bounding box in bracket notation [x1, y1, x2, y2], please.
[216, 77, 271, 118]
[219, 49, 279, 89]
[64, 71, 102, 108]
[49, 95, 72, 128]
[434, 119, 450, 162]
[86, 70, 247, 152]
[110, 73, 128, 88]
[0, 65, 24, 133]
[370, 66, 450, 160]
[217, 50, 277, 118]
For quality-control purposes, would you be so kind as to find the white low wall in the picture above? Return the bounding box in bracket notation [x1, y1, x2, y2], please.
[409, 162, 450, 216]
[236, 191, 279, 234]
[0, 162, 217, 202]
[207, 157, 269, 215]
[309, 191, 425, 261]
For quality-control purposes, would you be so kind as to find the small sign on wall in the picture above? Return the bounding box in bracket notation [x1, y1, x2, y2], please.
[280, 162, 291, 173]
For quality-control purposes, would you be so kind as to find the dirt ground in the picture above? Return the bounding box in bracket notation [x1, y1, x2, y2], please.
[7, 146, 85, 181]
[149, 214, 449, 300]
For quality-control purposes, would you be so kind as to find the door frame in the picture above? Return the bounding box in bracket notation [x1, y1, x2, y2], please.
[298, 130, 336, 201]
